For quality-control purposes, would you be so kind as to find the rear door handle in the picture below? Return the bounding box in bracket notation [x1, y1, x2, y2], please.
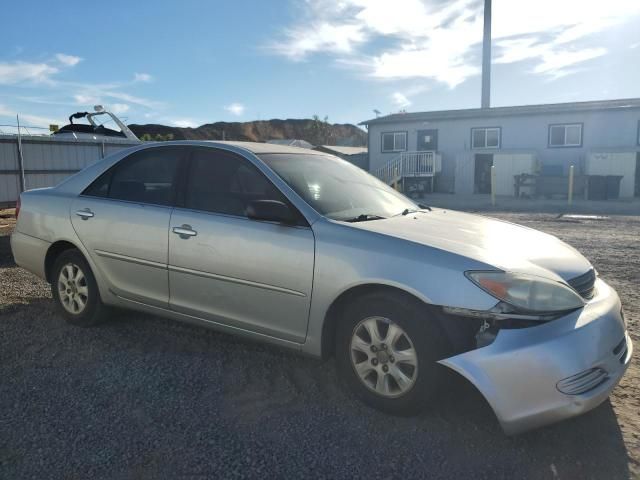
[172, 225, 197, 239]
[75, 209, 94, 220]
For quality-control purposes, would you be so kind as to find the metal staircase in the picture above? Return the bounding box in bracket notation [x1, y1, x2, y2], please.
[374, 151, 440, 186]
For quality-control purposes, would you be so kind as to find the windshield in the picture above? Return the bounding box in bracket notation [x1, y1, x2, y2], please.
[259, 153, 417, 221]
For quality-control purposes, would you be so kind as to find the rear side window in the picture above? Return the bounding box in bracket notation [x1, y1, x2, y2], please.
[83, 169, 112, 198]
[83, 148, 182, 206]
[185, 148, 284, 217]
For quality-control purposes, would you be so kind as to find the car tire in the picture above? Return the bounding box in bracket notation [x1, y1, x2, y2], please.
[51, 249, 109, 327]
[335, 291, 450, 415]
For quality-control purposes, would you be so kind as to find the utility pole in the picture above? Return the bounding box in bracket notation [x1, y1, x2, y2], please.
[481, 0, 492, 109]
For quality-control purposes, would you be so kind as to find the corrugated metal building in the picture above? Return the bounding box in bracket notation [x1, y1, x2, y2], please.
[0, 135, 139, 206]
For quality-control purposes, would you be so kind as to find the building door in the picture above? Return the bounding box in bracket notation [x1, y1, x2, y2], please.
[474, 154, 493, 194]
[417, 129, 438, 151]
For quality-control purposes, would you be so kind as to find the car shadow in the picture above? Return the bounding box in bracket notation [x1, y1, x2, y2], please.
[105, 310, 631, 478]
[0, 234, 15, 268]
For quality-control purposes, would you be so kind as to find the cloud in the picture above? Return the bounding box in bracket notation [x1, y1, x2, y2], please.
[0, 103, 62, 128]
[224, 102, 245, 116]
[102, 90, 161, 109]
[2, 55, 162, 127]
[0, 104, 13, 116]
[269, 23, 366, 60]
[74, 93, 101, 105]
[172, 119, 198, 128]
[110, 103, 130, 114]
[133, 72, 153, 83]
[391, 92, 411, 108]
[55, 53, 82, 66]
[270, 0, 640, 88]
[71, 86, 162, 110]
[0, 52, 83, 85]
[532, 48, 607, 78]
[0, 61, 59, 85]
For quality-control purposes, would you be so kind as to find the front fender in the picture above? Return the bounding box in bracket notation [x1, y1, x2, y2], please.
[303, 219, 499, 357]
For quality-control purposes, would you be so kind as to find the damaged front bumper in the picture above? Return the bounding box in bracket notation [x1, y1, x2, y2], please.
[439, 278, 633, 435]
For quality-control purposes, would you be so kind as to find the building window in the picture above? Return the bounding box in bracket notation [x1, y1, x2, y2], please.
[548, 123, 582, 147]
[471, 127, 501, 149]
[381, 132, 407, 152]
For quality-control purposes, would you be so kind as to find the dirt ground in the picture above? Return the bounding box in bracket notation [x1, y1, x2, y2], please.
[1, 208, 639, 479]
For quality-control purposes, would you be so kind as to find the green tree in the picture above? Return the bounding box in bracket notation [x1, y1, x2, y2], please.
[307, 115, 332, 145]
[140, 133, 175, 142]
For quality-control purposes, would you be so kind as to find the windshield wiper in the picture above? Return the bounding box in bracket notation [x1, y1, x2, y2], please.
[343, 214, 387, 222]
[394, 204, 432, 217]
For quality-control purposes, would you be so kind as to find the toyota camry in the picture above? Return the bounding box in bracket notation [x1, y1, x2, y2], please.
[10, 141, 632, 434]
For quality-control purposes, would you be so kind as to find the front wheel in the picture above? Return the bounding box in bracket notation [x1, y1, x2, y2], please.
[51, 249, 109, 326]
[335, 292, 449, 415]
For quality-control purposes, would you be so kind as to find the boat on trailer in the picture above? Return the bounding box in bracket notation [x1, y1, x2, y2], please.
[51, 105, 139, 141]
[0, 106, 140, 208]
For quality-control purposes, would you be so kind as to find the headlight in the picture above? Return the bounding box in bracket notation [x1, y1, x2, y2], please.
[466, 271, 585, 313]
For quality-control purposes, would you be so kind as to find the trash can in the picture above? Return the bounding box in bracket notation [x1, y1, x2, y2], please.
[587, 176, 607, 200]
[605, 175, 623, 199]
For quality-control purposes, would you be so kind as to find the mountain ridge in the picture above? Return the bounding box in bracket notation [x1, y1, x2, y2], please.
[128, 118, 367, 147]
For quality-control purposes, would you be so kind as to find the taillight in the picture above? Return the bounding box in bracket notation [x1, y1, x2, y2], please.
[15, 196, 21, 219]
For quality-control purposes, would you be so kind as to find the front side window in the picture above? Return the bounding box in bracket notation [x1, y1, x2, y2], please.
[83, 147, 182, 206]
[549, 124, 582, 147]
[471, 127, 500, 149]
[185, 148, 284, 217]
[259, 153, 416, 221]
[381, 132, 407, 152]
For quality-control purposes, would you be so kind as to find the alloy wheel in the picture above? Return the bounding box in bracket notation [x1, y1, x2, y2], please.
[57, 262, 89, 315]
[350, 316, 419, 398]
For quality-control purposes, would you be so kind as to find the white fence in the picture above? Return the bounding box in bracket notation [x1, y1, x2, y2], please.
[0, 135, 139, 206]
[374, 151, 439, 185]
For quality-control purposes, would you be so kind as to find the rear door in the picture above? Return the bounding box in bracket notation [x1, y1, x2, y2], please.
[71, 146, 187, 308]
[168, 147, 315, 343]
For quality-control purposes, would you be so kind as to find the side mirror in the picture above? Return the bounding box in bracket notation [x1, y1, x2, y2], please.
[246, 200, 296, 224]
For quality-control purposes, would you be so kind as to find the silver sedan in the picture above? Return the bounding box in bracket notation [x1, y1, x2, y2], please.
[11, 141, 632, 434]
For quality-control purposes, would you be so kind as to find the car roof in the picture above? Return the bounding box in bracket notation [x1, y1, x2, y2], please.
[194, 140, 326, 155]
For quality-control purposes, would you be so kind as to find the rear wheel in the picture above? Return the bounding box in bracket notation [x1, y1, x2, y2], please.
[335, 292, 449, 415]
[51, 249, 109, 326]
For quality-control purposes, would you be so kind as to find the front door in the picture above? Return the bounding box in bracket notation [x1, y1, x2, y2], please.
[70, 146, 186, 307]
[417, 129, 438, 151]
[168, 147, 315, 343]
[474, 154, 493, 194]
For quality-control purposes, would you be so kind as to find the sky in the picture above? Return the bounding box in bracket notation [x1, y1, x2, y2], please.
[1, 0, 639, 132]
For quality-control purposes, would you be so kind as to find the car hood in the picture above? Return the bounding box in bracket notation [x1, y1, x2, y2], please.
[347, 209, 591, 282]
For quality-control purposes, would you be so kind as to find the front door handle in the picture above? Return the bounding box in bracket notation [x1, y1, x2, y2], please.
[172, 224, 197, 239]
[75, 209, 94, 220]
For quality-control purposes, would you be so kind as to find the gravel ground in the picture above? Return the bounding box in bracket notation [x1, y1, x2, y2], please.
[1, 209, 638, 479]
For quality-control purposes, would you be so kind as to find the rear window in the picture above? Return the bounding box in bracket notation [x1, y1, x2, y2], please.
[82, 148, 183, 206]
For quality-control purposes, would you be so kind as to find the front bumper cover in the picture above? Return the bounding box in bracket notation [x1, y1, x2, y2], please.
[439, 278, 633, 435]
